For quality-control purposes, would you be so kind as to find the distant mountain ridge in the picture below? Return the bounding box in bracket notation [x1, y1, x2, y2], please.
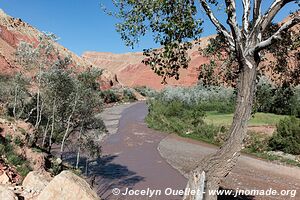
[82, 36, 215, 90]
[83, 12, 300, 90]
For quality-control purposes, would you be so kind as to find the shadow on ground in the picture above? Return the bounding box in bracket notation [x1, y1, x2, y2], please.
[64, 153, 145, 199]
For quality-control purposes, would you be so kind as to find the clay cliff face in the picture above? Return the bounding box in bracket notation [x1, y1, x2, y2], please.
[0, 9, 118, 90]
[83, 36, 214, 90]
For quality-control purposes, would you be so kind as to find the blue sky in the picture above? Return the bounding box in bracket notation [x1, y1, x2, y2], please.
[1, 0, 298, 55]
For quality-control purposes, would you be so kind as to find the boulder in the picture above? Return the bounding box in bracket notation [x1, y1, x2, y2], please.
[0, 172, 11, 184]
[22, 171, 52, 192]
[37, 171, 100, 200]
[0, 185, 17, 200]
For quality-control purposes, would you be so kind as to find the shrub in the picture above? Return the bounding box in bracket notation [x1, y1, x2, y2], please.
[7, 153, 25, 166]
[0, 144, 5, 155]
[100, 90, 120, 103]
[269, 117, 300, 155]
[13, 135, 23, 146]
[16, 164, 31, 177]
[122, 88, 137, 102]
[160, 85, 235, 106]
[146, 99, 225, 144]
[134, 86, 158, 97]
[244, 132, 270, 153]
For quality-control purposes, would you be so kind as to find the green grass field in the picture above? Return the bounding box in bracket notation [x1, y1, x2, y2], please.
[205, 111, 287, 126]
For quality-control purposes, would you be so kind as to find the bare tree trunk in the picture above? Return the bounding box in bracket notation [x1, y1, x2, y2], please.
[49, 98, 56, 152]
[183, 57, 257, 200]
[35, 66, 42, 128]
[85, 158, 89, 176]
[60, 94, 78, 158]
[13, 86, 18, 119]
[76, 126, 83, 169]
[42, 117, 50, 147]
[38, 100, 44, 127]
[35, 88, 40, 128]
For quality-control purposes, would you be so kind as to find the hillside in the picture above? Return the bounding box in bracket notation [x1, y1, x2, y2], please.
[0, 9, 118, 90]
[82, 36, 214, 90]
[83, 12, 300, 90]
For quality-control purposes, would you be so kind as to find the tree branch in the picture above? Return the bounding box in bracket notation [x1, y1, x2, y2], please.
[199, 0, 235, 49]
[252, 16, 300, 52]
[224, 0, 244, 59]
[260, 0, 296, 32]
[253, 0, 262, 24]
[242, 0, 251, 35]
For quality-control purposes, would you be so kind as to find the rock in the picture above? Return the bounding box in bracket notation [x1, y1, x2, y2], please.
[0, 185, 17, 200]
[37, 171, 100, 200]
[22, 171, 52, 192]
[0, 172, 11, 184]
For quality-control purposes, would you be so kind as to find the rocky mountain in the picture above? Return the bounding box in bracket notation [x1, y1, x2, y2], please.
[82, 36, 214, 90]
[0, 9, 118, 90]
[83, 12, 300, 90]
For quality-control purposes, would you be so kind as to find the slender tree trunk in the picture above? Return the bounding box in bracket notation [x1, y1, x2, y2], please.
[35, 66, 42, 128]
[183, 57, 257, 200]
[60, 94, 78, 158]
[35, 88, 40, 128]
[85, 158, 89, 176]
[49, 98, 56, 152]
[76, 125, 83, 169]
[42, 117, 50, 147]
[13, 86, 18, 119]
[38, 100, 44, 127]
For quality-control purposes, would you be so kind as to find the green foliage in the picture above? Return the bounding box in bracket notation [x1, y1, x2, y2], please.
[122, 88, 137, 102]
[146, 98, 226, 144]
[16, 165, 32, 177]
[0, 75, 12, 104]
[244, 133, 270, 153]
[0, 136, 31, 177]
[100, 88, 138, 103]
[134, 86, 158, 97]
[13, 135, 23, 146]
[269, 117, 300, 155]
[104, 0, 202, 83]
[255, 77, 300, 117]
[158, 84, 235, 113]
[100, 90, 120, 103]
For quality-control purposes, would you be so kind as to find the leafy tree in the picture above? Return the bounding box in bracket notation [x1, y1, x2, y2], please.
[41, 63, 75, 152]
[60, 68, 104, 160]
[106, 1, 300, 199]
[15, 33, 59, 129]
[7, 73, 30, 119]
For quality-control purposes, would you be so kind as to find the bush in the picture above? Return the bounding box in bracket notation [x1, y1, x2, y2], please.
[100, 90, 120, 103]
[122, 88, 137, 102]
[7, 153, 25, 166]
[269, 117, 300, 155]
[134, 86, 158, 97]
[244, 132, 270, 153]
[13, 135, 23, 146]
[160, 85, 235, 106]
[145, 99, 226, 143]
[255, 77, 300, 116]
